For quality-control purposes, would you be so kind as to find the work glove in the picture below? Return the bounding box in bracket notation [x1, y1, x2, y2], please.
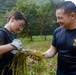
[10, 39, 22, 54]
[10, 39, 22, 50]
[11, 50, 17, 54]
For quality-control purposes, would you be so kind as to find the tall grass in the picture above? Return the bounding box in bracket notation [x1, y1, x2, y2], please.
[19, 35, 57, 75]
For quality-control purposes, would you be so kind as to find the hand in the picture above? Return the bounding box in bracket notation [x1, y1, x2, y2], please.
[11, 50, 17, 54]
[10, 39, 22, 50]
[29, 50, 44, 61]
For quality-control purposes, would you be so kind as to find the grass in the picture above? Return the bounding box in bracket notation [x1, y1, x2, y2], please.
[18, 35, 57, 75]
[20, 35, 53, 50]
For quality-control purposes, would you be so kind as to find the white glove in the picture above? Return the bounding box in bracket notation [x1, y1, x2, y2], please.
[11, 50, 17, 54]
[10, 39, 22, 50]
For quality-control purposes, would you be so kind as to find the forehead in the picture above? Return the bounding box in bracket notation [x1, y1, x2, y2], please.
[17, 19, 25, 24]
[56, 9, 66, 17]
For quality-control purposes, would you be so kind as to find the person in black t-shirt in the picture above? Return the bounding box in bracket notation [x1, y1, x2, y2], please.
[42, 1, 76, 75]
[0, 11, 27, 75]
[30, 1, 76, 75]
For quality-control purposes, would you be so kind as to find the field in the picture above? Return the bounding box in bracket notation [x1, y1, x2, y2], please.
[19, 35, 57, 75]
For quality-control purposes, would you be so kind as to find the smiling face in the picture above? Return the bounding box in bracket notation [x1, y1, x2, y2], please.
[56, 9, 75, 29]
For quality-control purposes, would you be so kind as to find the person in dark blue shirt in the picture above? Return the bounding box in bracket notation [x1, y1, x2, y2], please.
[0, 11, 27, 75]
[43, 1, 76, 75]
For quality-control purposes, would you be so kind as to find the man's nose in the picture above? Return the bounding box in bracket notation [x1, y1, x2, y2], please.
[57, 19, 61, 23]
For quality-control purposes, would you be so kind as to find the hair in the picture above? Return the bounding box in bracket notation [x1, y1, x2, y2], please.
[56, 1, 76, 14]
[6, 11, 27, 25]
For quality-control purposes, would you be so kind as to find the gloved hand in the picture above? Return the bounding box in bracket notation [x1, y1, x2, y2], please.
[11, 50, 17, 54]
[10, 39, 22, 50]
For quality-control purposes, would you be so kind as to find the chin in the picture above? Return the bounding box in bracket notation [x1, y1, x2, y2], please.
[58, 22, 65, 28]
[60, 24, 64, 28]
[13, 31, 17, 33]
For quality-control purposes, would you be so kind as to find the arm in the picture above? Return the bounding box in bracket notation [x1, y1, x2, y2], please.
[0, 39, 22, 55]
[0, 44, 15, 55]
[43, 45, 57, 58]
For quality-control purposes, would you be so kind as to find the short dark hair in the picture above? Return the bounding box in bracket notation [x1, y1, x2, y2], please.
[6, 11, 27, 25]
[56, 1, 76, 14]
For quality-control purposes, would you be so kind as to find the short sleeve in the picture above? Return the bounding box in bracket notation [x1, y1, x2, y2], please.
[52, 30, 57, 47]
[0, 31, 5, 45]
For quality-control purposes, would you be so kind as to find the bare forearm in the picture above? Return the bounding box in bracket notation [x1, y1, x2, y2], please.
[0, 44, 14, 55]
[43, 45, 57, 58]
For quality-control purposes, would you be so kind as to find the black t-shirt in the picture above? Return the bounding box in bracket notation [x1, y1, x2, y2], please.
[0, 27, 17, 75]
[52, 26, 76, 73]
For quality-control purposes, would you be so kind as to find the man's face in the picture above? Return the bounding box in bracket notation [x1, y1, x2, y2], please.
[56, 9, 73, 28]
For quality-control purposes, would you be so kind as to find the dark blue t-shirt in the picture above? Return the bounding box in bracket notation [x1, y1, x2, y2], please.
[0, 27, 17, 75]
[52, 26, 76, 74]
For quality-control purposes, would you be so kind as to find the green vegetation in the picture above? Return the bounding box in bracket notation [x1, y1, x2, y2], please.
[18, 35, 57, 75]
[1, 36, 57, 75]
[0, 0, 58, 36]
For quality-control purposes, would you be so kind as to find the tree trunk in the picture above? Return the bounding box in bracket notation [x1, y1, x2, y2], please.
[44, 30, 46, 40]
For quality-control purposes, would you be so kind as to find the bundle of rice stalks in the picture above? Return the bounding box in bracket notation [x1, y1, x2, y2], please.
[9, 50, 45, 75]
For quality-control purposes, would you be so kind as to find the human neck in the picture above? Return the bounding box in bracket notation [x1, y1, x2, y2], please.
[66, 20, 76, 30]
[4, 23, 12, 32]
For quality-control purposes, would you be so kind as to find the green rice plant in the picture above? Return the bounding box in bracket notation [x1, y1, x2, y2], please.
[10, 51, 27, 75]
[9, 50, 45, 75]
[2, 36, 57, 75]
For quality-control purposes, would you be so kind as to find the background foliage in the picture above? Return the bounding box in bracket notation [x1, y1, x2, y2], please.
[0, 0, 59, 37]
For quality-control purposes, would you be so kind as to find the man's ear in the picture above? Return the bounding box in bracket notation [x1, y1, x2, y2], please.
[10, 16, 15, 22]
[71, 12, 75, 19]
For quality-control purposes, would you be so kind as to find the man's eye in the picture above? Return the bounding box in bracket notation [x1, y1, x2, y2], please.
[58, 17, 63, 19]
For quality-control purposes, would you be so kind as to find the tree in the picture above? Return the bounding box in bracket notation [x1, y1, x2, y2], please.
[35, 0, 57, 40]
[10, 0, 57, 40]
[0, 0, 18, 27]
[12, 0, 38, 41]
